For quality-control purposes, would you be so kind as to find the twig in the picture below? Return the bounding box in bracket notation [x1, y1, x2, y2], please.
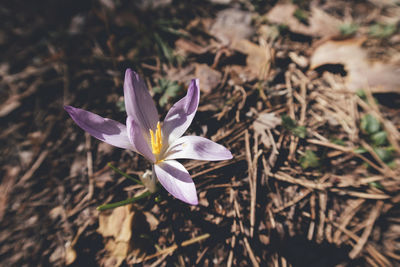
[329, 188, 390, 199]
[18, 150, 49, 185]
[272, 175, 330, 213]
[191, 154, 245, 179]
[303, 211, 391, 266]
[233, 197, 260, 267]
[273, 190, 311, 213]
[85, 133, 94, 201]
[333, 199, 365, 244]
[316, 192, 327, 243]
[307, 139, 387, 175]
[227, 219, 237, 267]
[139, 233, 210, 262]
[270, 171, 331, 190]
[349, 201, 383, 259]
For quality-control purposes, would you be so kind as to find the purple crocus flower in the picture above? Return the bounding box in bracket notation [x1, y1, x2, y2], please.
[64, 69, 232, 205]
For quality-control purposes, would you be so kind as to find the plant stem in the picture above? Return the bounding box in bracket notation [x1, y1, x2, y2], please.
[107, 162, 142, 185]
[97, 190, 152, 211]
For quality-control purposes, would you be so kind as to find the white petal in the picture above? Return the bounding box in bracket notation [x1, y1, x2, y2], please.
[154, 160, 198, 205]
[165, 136, 232, 161]
[64, 106, 133, 150]
[162, 79, 199, 145]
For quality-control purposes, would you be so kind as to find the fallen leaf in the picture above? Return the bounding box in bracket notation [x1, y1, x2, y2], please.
[98, 205, 134, 242]
[266, 3, 341, 37]
[310, 38, 400, 93]
[163, 64, 195, 86]
[65, 246, 77, 265]
[97, 205, 134, 266]
[195, 64, 222, 93]
[175, 38, 209, 55]
[253, 112, 281, 148]
[208, 0, 232, 4]
[69, 155, 86, 177]
[231, 39, 273, 80]
[209, 8, 253, 45]
[97, 205, 158, 266]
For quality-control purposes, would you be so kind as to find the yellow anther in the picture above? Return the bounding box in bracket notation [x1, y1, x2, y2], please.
[149, 122, 162, 155]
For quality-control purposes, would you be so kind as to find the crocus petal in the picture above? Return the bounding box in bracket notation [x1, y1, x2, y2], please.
[165, 136, 233, 161]
[126, 116, 155, 162]
[124, 69, 159, 131]
[162, 79, 199, 145]
[154, 160, 198, 205]
[64, 105, 133, 150]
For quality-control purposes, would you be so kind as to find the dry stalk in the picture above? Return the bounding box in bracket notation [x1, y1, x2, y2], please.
[307, 139, 388, 175]
[85, 133, 94, 201]
[18, 149, 49, 185]
[316, 191, 327, 243]
[349, 201, 383, 259]
[233, 192, 260, 267]
[333, 199, 365, 244]
[138, 233, 210, 263]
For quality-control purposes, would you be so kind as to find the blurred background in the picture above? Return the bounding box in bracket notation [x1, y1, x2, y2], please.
[0, 0, 399, 266]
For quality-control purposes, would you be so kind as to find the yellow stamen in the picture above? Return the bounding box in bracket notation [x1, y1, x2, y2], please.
[149, 122, 162, 155]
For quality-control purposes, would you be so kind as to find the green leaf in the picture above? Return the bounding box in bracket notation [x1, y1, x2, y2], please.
[293, 8, 308, 24]
[387, 160, 396, 169]
[373, 147, 393, 163]
[369, 181, 384, 190]
[356, 89, 366, 99]
[331, 138, 346, 146]
[117, 99, 126, 112]
[339, 23, 358, 36]
[354, 147, 367, 154]
[371, 131, 387, 146]
[300, 150, 320, 169]
[293, 126, 307, 138]
[361, 114, 380, 135]
[369, 23, 396, 38]
[154, 33, 175, 64]
[281, 115, 307, 138]
[159, 80, 181, 107]
[281, 115, 296, 130]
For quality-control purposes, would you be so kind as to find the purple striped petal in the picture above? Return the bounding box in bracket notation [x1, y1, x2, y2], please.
[162, 79, 199, 145]
[154, 160, 198, 205]
[124, 69, 159, 131]
[165, 136, 232, 161]
[126, 116, 155, 162]
[64, 105, 133, 150]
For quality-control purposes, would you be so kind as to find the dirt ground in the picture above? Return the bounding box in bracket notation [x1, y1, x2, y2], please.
[0, 0, 399, 266]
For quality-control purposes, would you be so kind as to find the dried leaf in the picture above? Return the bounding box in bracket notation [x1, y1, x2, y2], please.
[97, 205, 158, 265]
[209, 8, 253, 45]
[310, 38, 400, 93]
[194, 64, 222, 93]
[97, 206, 134, 266]
[175, 38, 209, 54]
[231, 39, 272, 80]
[253, 113, 281, 148]
[65, 246, 77, 265]
[266, 3, 341, 37]
[97, 205, 134, 242]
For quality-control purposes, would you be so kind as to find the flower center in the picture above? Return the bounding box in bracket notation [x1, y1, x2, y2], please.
[149, 121, 162, 155]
